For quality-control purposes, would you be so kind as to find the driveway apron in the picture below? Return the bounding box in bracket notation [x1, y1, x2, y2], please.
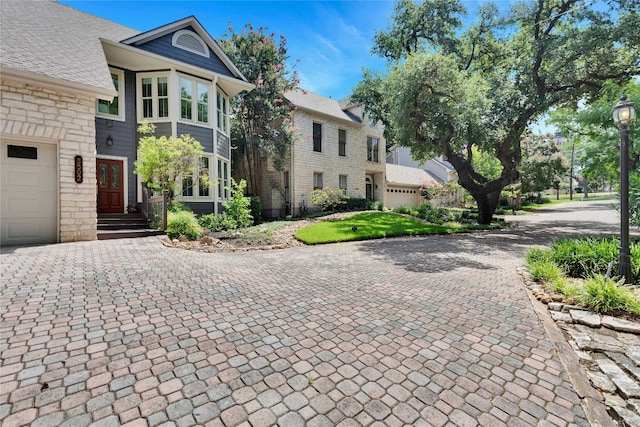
[0, 200, 621, 426]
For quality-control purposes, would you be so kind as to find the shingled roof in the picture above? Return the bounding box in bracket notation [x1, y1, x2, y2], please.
[284, 89, 361, 125]
[0, 0, 139, 96]
[386, 163, 440, 187]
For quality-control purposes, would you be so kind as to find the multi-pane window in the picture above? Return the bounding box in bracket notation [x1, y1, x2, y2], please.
[140, 74, 169, 120]
[217, 91, 228, 133]
[313, 172, 323, 190]
[367, 136, 379, 162]
[338, 129, 346, 156]
[339, 175, 347, 192]
[218, 159, 230, 200]
[284, 171, 290, 204]
[97, 68, 124, 120]
[180, 77, 210, 125]
[313, 123, 322, 152]
[182, 155, 212, 200]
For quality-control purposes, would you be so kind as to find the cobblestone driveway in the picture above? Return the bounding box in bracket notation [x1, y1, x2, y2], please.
[0, 200, 620, 426]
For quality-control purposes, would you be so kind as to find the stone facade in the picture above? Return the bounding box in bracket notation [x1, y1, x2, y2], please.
[1, 80, 97, 242]
[260, 102, 386, 217]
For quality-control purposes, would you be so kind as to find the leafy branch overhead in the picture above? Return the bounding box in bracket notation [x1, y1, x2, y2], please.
[219, 24, 299, 196]
[352, 0, 639, 224]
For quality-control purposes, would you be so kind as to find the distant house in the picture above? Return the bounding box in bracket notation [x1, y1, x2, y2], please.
[0, 0, 252, 245]
[385, 164, 439, 209]
[250, 89, 386, 217]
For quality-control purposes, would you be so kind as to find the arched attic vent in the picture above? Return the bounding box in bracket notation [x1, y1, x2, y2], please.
[172, 30, 210, 58]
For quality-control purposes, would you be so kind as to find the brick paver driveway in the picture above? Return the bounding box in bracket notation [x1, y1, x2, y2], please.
[1, 200, 620, 426]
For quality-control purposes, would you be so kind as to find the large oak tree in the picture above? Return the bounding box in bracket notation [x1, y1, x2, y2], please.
[352, 0, 639, 223]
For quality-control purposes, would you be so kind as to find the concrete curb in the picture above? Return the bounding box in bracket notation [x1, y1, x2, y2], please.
[520, 277, 615, 427]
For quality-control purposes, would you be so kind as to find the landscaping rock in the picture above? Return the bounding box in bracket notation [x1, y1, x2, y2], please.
[596, 358, 640, 399]
[548, 302, 564, 311]
[602, 316, 640, 334]
[570, 310, 602, 328]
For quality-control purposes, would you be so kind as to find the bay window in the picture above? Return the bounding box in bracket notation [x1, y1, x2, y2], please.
[181, 155, 213, 200]
[139, 74, 169, 121]
[217, 91, 228, 133]
[180, 76, 210, 125]
[218, 159, 230, 200]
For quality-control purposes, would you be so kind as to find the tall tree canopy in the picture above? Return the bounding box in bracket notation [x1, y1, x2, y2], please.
[352, 0, 640, 223]
[219, 25, 299, 196]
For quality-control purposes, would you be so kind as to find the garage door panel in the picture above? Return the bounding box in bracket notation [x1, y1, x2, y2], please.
[1, 142, 58, 245]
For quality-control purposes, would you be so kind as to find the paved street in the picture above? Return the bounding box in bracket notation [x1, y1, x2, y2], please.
[0, 200, 623, 426]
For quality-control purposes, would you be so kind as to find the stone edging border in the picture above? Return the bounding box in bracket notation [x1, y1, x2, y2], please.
[517, 267, 615, 427]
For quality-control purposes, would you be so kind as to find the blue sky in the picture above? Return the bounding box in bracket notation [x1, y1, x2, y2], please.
[62, 0, 399, 100]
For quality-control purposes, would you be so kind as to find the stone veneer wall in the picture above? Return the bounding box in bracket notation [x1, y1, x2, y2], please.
[1, 80, 97, 242]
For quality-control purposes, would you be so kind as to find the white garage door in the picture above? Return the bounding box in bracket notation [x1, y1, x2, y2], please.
[1, 141, 58, 245]
[386, 187, 420, 209]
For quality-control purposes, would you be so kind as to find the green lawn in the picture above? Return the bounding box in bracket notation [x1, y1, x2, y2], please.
[294, 211, 461, 245]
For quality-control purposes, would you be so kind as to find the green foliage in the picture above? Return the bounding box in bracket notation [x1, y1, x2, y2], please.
[352, 0, 639, 224]
[372, 201, 385, 211]
[222, 178, 253, 230]
[528, 260, 564, 283]
[168, 201, 192, 213]
[198, 213, 237, 232]
[631, 170, 640, 228]
[392, 203, 463, 225]
[342, 198, 373, 211]
[549, 237, 619, 280]
[526, 247, 552, 265]
[134, 122, 206, 199]
[580, 275, 640, 315]
[294, 212, 459, 244]
[167, 211, 202, 240]
[519, 133, 568, 196]
[219, 24, 299, 196]
[310, 188, 348, 212]
[248, 196, 262, 225]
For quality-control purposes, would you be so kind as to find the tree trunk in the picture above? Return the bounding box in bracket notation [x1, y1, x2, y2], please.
[471, 189, 501, 224]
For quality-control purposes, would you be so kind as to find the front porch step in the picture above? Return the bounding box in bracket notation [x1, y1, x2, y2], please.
[97, 213, 164, 240]
[97, 229, 165, 240]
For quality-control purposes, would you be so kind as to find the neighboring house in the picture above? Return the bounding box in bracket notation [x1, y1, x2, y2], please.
[0, 1, 252, 245]
[254, 89, 386, 217]
[385, 164, 439, 209]
[387, 146, 458, 184]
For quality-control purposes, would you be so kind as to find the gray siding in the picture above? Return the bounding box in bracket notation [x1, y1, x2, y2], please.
[217, 131, 230, 160]
[151, 122, 173, 138]
[188, 202, 216, 215]
[177, 123, 214, 152]
[95, 69, 138, 206]
[135, 27, 235, 78]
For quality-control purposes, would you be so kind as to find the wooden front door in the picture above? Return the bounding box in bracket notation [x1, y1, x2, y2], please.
[97, 159, 124, 213]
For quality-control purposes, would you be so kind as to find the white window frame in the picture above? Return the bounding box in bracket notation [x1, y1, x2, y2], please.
[216, 90, 229, 134]
[339, 174, 347, 192]
[338, 129, 346, 157]
[179, 154, 214, 201]
[313, 172, 323, 190]
[137, 72, 170, 122]
[96, 68, 125, 121]
[313, 122, 322, 153]
[367, 136, 379, 163]
[179, 75, 211, 126]
[218, 159, 230, 200]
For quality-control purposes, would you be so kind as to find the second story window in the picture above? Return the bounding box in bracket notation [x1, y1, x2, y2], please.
[367, 136, 379, 162]
[217, 91, 228, 133]
[139, 74, 169, 121]
[180, 77, 210, 125]
[97, 68, 125, 121]
[338, 129, 346, 156]
[313, 123, 322, 152]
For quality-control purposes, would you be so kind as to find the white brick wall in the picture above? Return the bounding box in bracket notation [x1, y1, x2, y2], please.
[1, 80, 97, 242]
[287, 107, 386, 214]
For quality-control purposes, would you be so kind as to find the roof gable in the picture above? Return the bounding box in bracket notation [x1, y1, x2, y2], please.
[386, 164, 439, 187]
[122, 17, 247, 82]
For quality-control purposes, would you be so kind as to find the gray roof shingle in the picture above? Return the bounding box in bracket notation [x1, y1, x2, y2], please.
[284, 89, 360, 124]
[386, 163, 439, 187]
[1, 0, 139, 94]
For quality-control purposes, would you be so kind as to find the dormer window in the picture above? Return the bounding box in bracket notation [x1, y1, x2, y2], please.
[172, 30, 210, 58]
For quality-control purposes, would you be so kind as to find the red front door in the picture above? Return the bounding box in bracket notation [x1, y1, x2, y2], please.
[97, 159, 124, 213]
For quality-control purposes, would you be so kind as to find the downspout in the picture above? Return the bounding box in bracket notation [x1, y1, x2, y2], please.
[290, 138, 295, 216]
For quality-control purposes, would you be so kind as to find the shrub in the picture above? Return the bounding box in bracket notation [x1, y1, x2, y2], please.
[579, 275, 640, 315]
[167, 211, 202, 240]
[372, 200, 384, 211]
[198, 213, 235, 232]
[249, 196, 262, 225]
[222, 178, 253, 229]
[342, 198, 372, 211]
[528, 260, 564, 283]
[168, 200, 192, 213]
[526, 247, 552, 265]
[310, 188, 348, 212]
[550, 237, 618, 279]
